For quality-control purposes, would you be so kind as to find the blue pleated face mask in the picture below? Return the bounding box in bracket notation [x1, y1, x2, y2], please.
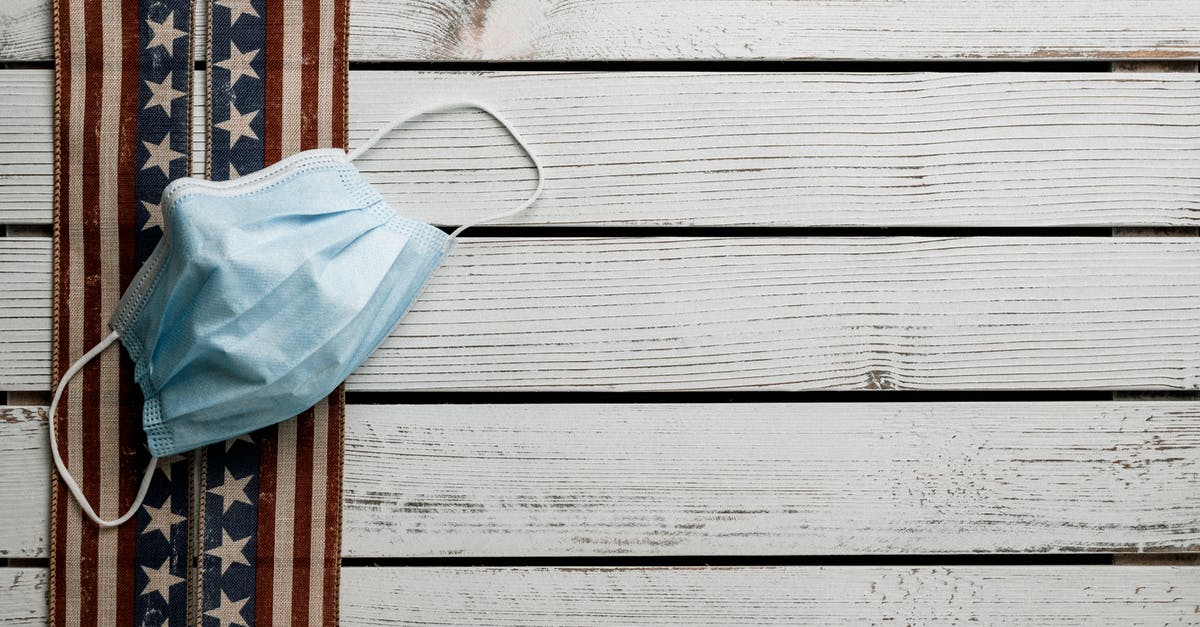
[50, 101, 545, 527]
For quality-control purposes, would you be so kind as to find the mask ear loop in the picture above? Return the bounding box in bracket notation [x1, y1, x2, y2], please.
[48, 329, 159, 527]
[346, 100, 545, 242]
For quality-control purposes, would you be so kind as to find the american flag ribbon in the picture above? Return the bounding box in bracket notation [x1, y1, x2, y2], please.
[201, 0, 348, 624]
[51, 0, 194, 624]
[50, 1, 348, 624]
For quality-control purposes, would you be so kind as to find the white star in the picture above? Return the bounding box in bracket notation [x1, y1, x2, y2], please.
[208, 469, 253, 514]
[141, 497, 185, 541]
[224, 433, 255, 451]
[146, 12, 187, 55]
[216, 0, 260, 26]
[144, 72, 185, 115]
[214, 41, 260, 87]
[140, 557, 184, 602]
[204, 591, 249, 627]
[227, 162, 244, 180]
[216, 102, 259, 148]
[141, 199, 163, 231]
[141, 134, 184, 177]
[207, 529, 252, 576]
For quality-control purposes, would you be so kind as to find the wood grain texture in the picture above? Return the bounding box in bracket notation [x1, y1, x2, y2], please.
[6, 566, 1200, 626]
[340, 566, 1200, 626]
[5, 0, 1200, 61]
[0, 239, 49, 391]
[6, 69, 1200, 226]
[3, 236, 1200, 392]
[0, 569, 44, 626]
[347, 71, 1200, 228]
[4, 402, 1200, 557]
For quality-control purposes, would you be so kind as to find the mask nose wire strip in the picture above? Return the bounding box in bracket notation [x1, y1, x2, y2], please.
[48, 329, 159, 527]
[346, 100, 546, 241]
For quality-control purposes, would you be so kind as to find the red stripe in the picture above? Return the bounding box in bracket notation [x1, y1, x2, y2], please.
[255, 425, 279, 622]
[300, 0, 319, 150]
[331, 0, 347, 149]
[50, 0, 72, 620]
[323, 388, 344, 625]
[263, 1, 283, 164]
[78, 1, 104, 621]
[115, 1, 141, 622]
[291, 409, 316, 624]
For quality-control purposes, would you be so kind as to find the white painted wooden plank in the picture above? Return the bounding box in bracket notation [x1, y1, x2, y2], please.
[341, 566, 1200, 626]
[6, 0, 1200, 61]
[3, 236, 1200, 392]
[7, 566, 1199, 626]
[343, 402, 1200, 557]
[0, 569, 44, 626]
[6, 69, 1200, 227]
[5, 402, 1200, 557]
[0, 239, 50, 391]
[347, 71, 1200, 228]
[0, 407, 47, 557]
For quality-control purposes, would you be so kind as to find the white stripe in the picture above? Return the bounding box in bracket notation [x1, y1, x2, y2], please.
[280, 0, 304, 156]
[62, 2, 87, 624]
[272, 419, 298, 626]
[96, 0, 124, 621]
[317, 0, 334, 147]
[307, 404, 330, 622]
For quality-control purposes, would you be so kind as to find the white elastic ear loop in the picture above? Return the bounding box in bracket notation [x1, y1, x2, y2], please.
[48, 329, 158, 528]
[346, 100, 545, 240]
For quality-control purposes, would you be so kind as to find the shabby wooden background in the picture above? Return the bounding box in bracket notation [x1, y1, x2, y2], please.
[1, 0, 1199, 624]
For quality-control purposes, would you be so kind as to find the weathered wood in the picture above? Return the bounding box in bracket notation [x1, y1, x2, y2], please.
[6, 566, 1200, 626]
[0, 568, 45, 625]
[340, 566, 1200, 626]
[0, 239, 50, 391]
[5, 402, 1200, 558]
[3, 236, 1200, 392]
[6, 69, 1200, 227]
[1110, 60, 1200, 239]
[6, 0, 1200, 61]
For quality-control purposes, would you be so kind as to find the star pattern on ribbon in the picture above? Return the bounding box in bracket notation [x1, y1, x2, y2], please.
[141, 496, 186, 542]
[146, 11, 188, 54]
[140, 200, 163, 231]
[216, 0, 260, 26]
[140, 557, 185, 603]
[144, 71, 186, 115]
[224, 433, 256, 451]
[208, 468, 254, 514]
[207, 529, 253, 576]
[204, 591, 250, 627]
[215, 41, 261, 87]
[216, 101, 260, 148]
[141, 133, 185, 177]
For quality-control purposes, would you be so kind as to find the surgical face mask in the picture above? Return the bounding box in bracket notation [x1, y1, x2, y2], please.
[50, 101, 545, 527]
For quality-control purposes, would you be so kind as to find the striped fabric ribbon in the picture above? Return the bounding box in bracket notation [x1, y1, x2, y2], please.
[50, 1, 348, 624]
[200, 0, 348, 624]
[51, 1, 194, 624]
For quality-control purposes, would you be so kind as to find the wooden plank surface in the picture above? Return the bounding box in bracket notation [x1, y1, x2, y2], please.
[4, 402, 1200, 558]
[3, 236, 1200, 392]
[5, 0, 1200, 61]
[5, 566, 1200, 626]
[0, 239, 49, 391]
[6, 70, 1200, 226]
